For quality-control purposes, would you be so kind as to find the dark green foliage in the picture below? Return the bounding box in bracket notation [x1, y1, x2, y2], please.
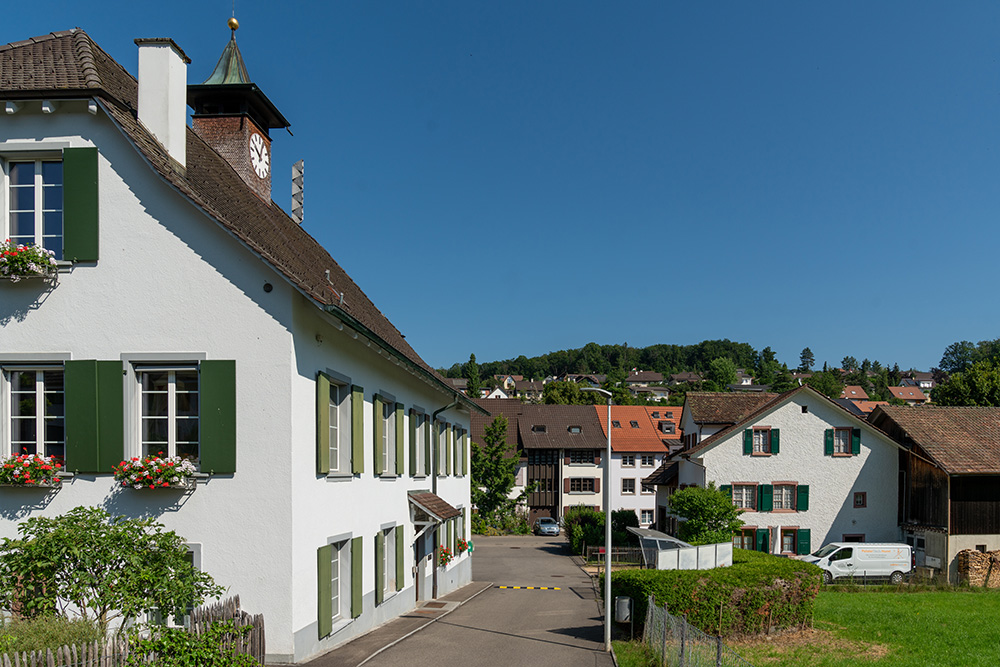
[606, 549, 822, 637]
[471, 415, 522, 519]
[0, 616, 101, 654]
[564, 506, 605, 554]
[798, 348, 815, 373]
[669, 483, 743, 545]
[464, 354, 482, 398]
[542, 381, 603, 405]
[805, 370, 844, 398]
[933, 359, 1000, 406]
[125, 620, 257, 667]
[611, 508, 640, 546]
[707, 357, 737, 387]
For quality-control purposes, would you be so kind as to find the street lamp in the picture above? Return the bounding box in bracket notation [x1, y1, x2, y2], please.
[580, 386, 612, 652]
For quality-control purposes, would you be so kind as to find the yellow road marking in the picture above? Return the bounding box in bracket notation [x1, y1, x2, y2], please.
[497, 586, 561, 590]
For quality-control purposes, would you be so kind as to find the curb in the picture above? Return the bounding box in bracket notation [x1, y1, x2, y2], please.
[355, 581, 494, 667]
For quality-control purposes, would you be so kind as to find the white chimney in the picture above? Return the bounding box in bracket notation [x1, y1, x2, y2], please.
[134, 38, 190, 167]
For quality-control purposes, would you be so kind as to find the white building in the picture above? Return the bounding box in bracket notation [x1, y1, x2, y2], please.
[652, 385, 901, 555]
[0, 28, 481, 663]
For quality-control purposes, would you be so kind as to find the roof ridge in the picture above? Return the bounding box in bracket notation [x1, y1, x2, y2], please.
[0, 28, 79, 52]
[71, 29, 102, 89]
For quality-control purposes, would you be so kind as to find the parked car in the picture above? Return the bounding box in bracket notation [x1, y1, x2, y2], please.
[533, 517, 560, 536]
[802, 542, 913, 584]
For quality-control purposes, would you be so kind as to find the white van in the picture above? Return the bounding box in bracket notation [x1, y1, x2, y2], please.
[801, 543, 913, 584]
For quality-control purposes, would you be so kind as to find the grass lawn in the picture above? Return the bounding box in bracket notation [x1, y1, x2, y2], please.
[733, 589, 1000, 666]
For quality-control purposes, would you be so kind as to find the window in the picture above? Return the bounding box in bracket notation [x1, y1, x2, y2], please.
[732, 484, 757, 510]
[622, 455, 635, 467]
[569, 449, 594, 464]
[437, 421, 448, 475]
[611, 420, 621, 428]
[568, 425, 581, 434]
[570, 478, 595, 493]
[318, 374, 359, 477]
[630, 420, 639, 428]
[6, 160, 63, 259]
[319, 537, 359, 637]
[530, 478, 553, 492]
[383, 527, 396, 593]
[640, 455, 655, 467]
[531, 424, 546, 433]
[528, 449, 557, 465]
[666, 412, 673, 419]
[834, 428, 851, 454]
[381, 400, 396, 474]
[330, 541, 343, 622]
[781, 529, 797, 554]
[773, 484, 796, 510]
[733, 529, 755, 550]
[753, 429, 770, 454]
[651, 412, 660, 418]
[413, 411, 427, 476]
[801, 405, 809, 414]
[660, 421, 675, 434]
[622, 478, 635, 494]
[641, 483, 654, 494]
[3, 367, 64, 462]
[327, 381, 351, 474]
[138, 367, 199, 464]
[854, 492, 867, 508]
[640, 509, 654, 525]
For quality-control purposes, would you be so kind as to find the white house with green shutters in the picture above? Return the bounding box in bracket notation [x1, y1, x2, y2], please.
[0, 28, 480, 664]
[662, 385, 901, 556]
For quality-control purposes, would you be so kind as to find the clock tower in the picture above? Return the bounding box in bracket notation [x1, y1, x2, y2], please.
[188, 19, 290, 202]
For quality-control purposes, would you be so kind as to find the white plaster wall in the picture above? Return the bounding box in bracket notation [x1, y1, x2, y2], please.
[609, 452, 661, 524]
[699, 394, 900, 554]
[561, 454, 602, 511]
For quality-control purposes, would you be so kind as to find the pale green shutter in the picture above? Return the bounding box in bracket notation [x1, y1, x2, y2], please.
[200, 360, 237, 474]
[424, 416, 432, 476]
[375, 531, 385, 605]
[373, 395, 384, 475]
[446, 425, 453, 475]
[395, 527, 405, 591]
[395, 403, 405, 475]
[453, 427, 460, 476]
[824, 429, 834, 456]
[317, 373, 331, 474]
[448, 520, 454, 555]
[351, 386, 364, 474]
[62, 146, 99, 262]
[317, 545, 333, 638]
[770, 429, 780, 454]
[463, 430, 469, 476]
[409, 411, 417, 476]
[350, 537, 363, 618]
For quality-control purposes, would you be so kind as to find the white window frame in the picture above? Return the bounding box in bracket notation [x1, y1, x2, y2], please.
[732, 484, 757, 510]
[640, 509, 654, 525]
[3, 157, 64, 259]
[622, 455, 635, 467]
[381, 398, 396, 474]
[133, 363, 201, 467]
[781, 529, 796, 554]
[383, 526, 396, 596]
[621, 478, 636, 495]
[328, 377, 352, 476]
[324, 533, 353, 634]
[413, 410, 427, 477]
[774, 484, 796, 510]
[833, 428, 851, 455]
[753, 428, 771, 454]
[640, 455, 655, 467]
[1, 365, 65, 461]
[641, 483, 654, 495]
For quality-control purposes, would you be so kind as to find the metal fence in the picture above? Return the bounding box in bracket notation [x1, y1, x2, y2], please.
[642, 595, 755, 667]
[584, 546, 645, 565]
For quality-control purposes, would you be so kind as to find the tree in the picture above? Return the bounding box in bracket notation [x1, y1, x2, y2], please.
[0, 506, 222, 637]
[471, 414, 521, 518]
[940, 341, 978, 375]
[707, 357, 737, 388]
[669, 483, 743, 545]
[805, 370, 844, 398]
[769, 364, 798, 393]
[933, 360, 1000, 406]
[841, 356, 858, 372]
[542, 381, 601, 405]
[798, 348, 815, 373]
[464, 354, 482, 398]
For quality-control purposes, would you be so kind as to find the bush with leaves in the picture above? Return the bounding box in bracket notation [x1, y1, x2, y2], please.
[125, 620, 256, 667]
[0, 616, 100, 654]
[669, 482, 743, 545]
[0, 506, 223, 637]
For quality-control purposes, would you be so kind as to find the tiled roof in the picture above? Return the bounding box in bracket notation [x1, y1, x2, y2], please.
[840, 386, 870, 400]
[853, 400, 888, 415]
[684, 392, 779, 425]
[888, 386, 927, 401]
[670, 372, 702, 383]
[626, 370, 664, 383]
[516, 405, 607, 450]
[407, 491, 461, 521]
[871, 406, 1000, 474]
[514, 380, 544, 391]
[643, 461, 678, 486]
[470, 398, 523, 456]
[1, 30, 478, 410]
[593, 406, 671, 453]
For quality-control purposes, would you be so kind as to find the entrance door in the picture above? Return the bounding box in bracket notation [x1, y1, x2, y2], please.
[414, 536, 428, 602]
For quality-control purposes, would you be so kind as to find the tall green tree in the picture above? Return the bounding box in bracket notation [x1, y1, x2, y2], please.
[799, 348, 815, 373]
[708, 357, 737, 387]
[669, 483, 744, 545]
[542, 381, 602, 405]
[464, 354, 482, 397]
[933, 360, 1000, 406]
[805, 370, 844, 398]
[0, 507, 222, 637]
[471, 415, 522, 517]
[841, 356, 859, 372]
[940, 341, 979, 374]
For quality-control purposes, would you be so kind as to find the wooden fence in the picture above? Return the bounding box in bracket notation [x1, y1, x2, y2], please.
[0, 595, 264, 667]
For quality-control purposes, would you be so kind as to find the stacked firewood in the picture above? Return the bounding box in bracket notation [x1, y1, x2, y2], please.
[957, 549, 1000, 587]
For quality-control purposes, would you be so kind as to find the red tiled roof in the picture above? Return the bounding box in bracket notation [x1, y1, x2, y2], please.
[888, 386, 927, 401]
[840, 386, 869, 400]
[593, 406, 670, 453]
[853, 400, 888, 415]
[871, 406, 1000, 474]
[407, 491, 461, 521]
[684, 392, 779, 425]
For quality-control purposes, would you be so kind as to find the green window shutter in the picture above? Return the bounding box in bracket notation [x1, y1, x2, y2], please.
[797, 485, 809, 512]
[95, 361, 124, 471]
[453, 427, 460, 476]
[446, 426, 453, 475]
[351, 386, 364, 474]
[373, 395, 384, 476]
[743, 429, 753, 455]
[756, 528, 769, 553]
[395, 527, 405, 592]
[409, 411, 417, 476]
[797, 529, 811, 556]
[759, 484, 773, 512]
[448, 520, 454, 554]
[64, 360, 100, 473]
[463, 431, 469, 476]
[375, 531, 385, 605]
[720, 484, 732, 499]
[62, 146, 99, 263]
[424, 417, 431, 476]
[770, 429, 780, 454]
[824, 429, 834, 456]
[350, 537, 363, 618]
[200, 360, 237, 475]
[395, 403, 405, 476]
[851, 428, 861, 455]
[317, 545, 333, 639]
[316, 373, 331, 475]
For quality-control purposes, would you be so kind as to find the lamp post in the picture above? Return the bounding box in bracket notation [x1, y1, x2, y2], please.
[581, 386, 612, 652]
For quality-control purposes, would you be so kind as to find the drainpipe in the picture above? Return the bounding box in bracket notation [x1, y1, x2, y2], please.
[431, 398, 461, 495]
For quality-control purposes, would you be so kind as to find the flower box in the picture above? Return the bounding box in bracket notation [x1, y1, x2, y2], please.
[113, 454, 197, 490]
[0, 240, 58, 282]
[438, 545, 453, 567]
[0, 454, 63, 487]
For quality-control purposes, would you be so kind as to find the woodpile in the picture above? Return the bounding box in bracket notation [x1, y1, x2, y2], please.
[957, 549, 1000, 587]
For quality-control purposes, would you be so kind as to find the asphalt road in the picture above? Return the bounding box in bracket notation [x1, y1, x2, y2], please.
[363, 535, 614, 667]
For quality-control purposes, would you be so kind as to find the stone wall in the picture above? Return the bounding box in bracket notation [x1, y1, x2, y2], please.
[956, 549, 1000, 587]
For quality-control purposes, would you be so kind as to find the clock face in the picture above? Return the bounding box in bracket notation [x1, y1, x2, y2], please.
[249, 132, 270, 179]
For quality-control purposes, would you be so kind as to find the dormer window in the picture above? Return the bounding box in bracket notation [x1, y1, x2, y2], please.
[568, 426, 582, 434]
[531, 425, 546, 433]
[666, 412, 673, 418]
[651, 412, 660, 418]
[630, 420, 639, 428]
[612, 420, 621, 429]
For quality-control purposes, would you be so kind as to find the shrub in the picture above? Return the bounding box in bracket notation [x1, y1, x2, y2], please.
[607, 548, 822, 637]
[564, 507, 640, 554]
[125, 620, 256, 667]
[0, 616, 101, 654]
[471, 507, 530, 535]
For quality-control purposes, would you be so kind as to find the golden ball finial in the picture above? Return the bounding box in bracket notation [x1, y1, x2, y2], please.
[228, 17, 240, 31]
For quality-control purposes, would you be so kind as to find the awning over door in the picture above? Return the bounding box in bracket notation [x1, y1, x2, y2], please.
[408, 491, 461, 523]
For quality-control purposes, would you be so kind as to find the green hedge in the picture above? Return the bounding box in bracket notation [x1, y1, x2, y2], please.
[606, 549, 822, 637]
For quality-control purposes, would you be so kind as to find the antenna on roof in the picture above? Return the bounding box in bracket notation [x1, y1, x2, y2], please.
[291, 160, 304, 224]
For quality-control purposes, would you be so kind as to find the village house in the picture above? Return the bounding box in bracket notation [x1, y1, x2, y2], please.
[0, 28, 482, 663]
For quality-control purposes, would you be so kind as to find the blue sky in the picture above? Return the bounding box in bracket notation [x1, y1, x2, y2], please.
[7, 2, 1000, 372]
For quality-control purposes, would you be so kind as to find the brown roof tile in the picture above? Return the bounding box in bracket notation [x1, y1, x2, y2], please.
[871, 406, 1000, 474]
[684, 392, 779, 425]
[516, 405, 607, 450]
[470, 398, 523, 456]
[407, 491, 461, 521]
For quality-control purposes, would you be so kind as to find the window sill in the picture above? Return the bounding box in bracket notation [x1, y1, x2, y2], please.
[568, 491, 597, 495]
[329, 617, 354, 638]
[567, 463, 596, 467]
[622, 491, 636, 495]
[121, 479, 196, 491]
[378, 474, 399, 480]
[750, 452, 772, 457]
[770, 509, 797, 513]
[325, 473, 354, 483]
[0, 480, 61, 489]
[832, 453, 854, 458]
